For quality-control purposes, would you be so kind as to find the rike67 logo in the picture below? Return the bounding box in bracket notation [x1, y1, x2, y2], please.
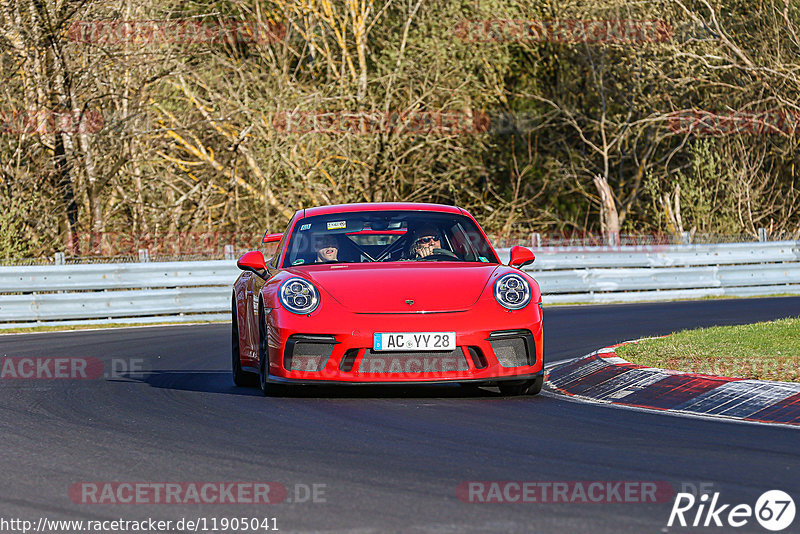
[668, 490, 795, 531]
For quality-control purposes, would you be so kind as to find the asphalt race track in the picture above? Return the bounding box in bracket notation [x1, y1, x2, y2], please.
[1, 297, 799, 534]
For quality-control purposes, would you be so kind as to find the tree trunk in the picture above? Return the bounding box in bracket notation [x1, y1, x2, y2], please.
[593, 174, 620, 246]
[54, 133, 78, 254]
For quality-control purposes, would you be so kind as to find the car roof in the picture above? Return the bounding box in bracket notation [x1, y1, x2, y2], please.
[298, 202, 465, 219]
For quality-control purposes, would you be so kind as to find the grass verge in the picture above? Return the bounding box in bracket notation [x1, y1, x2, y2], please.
[544, 292, 800, 307]
[616, 317, 800, 383]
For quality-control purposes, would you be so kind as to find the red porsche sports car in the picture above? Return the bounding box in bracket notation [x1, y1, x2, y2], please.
[231, 202, 543, 396]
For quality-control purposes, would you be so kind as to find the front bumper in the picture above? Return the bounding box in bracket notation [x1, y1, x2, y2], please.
[267, 373, 544, 387]
[263, 299, 543, 384]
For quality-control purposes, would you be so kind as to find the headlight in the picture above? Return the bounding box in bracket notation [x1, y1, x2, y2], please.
[279, 277, 320, 314]
[494, 273, 531, 310]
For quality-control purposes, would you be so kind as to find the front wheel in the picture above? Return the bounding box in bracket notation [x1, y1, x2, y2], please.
[258, 309, 285, 397]
[232, 298, 256, 387]
[498, 375, 543, 396]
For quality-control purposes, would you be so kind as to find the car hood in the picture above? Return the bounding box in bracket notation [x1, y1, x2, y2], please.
[287, 263, 501, 313]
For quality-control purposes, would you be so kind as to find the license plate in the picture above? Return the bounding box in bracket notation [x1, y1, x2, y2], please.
[372, 332, 456, 351]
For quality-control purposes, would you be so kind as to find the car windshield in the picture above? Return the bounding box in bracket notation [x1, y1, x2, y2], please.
[281, 210, 499, 267]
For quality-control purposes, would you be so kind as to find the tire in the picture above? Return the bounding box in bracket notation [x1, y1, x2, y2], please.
[498, 375, 543, 397]
[258, 305, 286, 397]
[232, 297, 257, 387]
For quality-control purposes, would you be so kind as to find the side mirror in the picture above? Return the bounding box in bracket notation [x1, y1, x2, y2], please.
[237, 251, 267, 277]
[508, 246, 535, 268]
[262, 233, 282, 244]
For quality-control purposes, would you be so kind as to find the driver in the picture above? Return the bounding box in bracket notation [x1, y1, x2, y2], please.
[313, 234, 339, 263]
[409, 225, 448, 259]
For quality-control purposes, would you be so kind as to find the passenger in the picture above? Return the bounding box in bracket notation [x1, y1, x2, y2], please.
[314, 234, 339, 263]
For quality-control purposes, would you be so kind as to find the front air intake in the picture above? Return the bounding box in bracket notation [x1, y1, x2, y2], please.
[284, 335, 337, 372]
[339, 349, 360, 372]
[487, 330, 535, 368]
[467, 346, 488, 369]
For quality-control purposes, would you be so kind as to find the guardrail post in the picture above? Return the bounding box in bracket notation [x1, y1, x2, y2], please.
[224, 244, 235, 260]
[54, 252, 65, 265]
[531, 233, 541, 248]
[138, 249, 150, 262]
[758, 228, 768, 242]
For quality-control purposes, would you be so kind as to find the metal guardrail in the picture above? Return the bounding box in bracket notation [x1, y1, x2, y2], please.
[0, 241, 798, 328]
[0, 261, 239, 292]
[0, 261, 238, 328]
[501, 240, 800, 304]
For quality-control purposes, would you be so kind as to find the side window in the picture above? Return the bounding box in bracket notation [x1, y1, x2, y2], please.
[449, 223, 468, 256]
[450, 222, 486, 261]
[438, 227, 453, 252]
[264, 221, 293, 268]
